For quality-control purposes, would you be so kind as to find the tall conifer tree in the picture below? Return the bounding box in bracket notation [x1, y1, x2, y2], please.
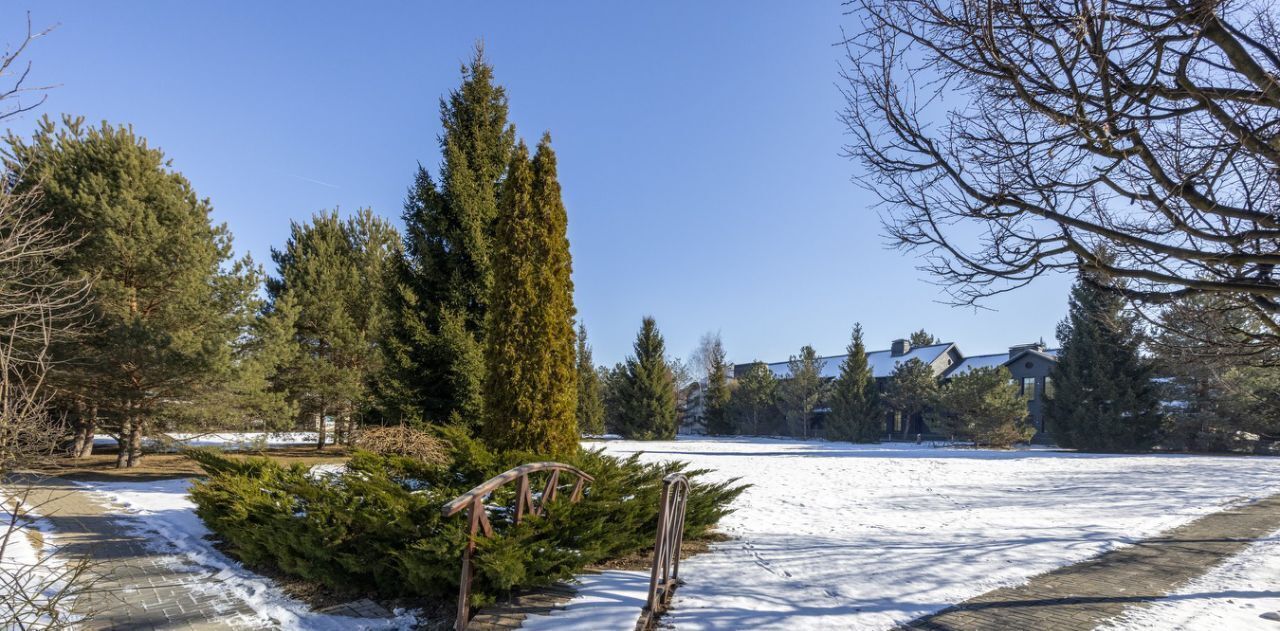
[1045, 269, 1161, 451]
[380, 47, 516, 428]
[482, 137, 578, 457]
[575, 322, 605, 435]
[826, 324, 882, 442]
[702, 334, 733, 435]
[616, 317, 677, 439]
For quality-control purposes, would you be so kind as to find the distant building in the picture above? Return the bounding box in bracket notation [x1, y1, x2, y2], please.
[734, 339, 1058, 440]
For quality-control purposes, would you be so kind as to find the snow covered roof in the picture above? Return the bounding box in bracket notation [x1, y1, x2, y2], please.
[946, 347, 1060, 376]
[947, 353, 1010, 376]
[763, 343, 955, 380]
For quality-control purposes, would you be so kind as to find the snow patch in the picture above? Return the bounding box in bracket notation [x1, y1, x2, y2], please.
[93, 431, 328, 452]
[520, 570, 650, 630]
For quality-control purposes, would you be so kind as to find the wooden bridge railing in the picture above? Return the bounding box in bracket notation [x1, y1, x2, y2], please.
[441, 461, 594, 631]
[635, 472, 690, 630]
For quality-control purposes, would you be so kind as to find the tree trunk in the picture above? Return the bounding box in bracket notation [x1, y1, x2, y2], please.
[114, 421, 130, 469]
[315, 412, 326, 451]
[79, 405, 97, 458]
[126, 419, 143, 467]
[70, 400, 86, 458]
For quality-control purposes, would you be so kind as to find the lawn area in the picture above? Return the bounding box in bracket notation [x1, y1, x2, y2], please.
[31, 445, 350, 481]
[519, 437, 1280, 630]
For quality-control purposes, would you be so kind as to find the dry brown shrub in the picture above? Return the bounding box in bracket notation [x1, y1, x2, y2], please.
[351, 426, 448, 465]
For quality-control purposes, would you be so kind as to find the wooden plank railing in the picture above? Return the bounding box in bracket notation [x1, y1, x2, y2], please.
[635, 473, 690, 630]
[441, 461, 594, 631]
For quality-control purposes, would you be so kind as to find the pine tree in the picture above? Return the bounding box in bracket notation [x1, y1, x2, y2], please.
[482, 137, 578, 457]
[884, 358, 938, 439]
[379, 46, 516, 428]
[167, 261, 298, 434]
[826, 324, 882, 442]
[908, 329, 940, 347]
[616, 317, 677, 440]
[6, 115, 260, 467]
[268, 209, 400, 449]
[932, 366, 1032, 447]
[702, 334, 733, 435]
[779, 345, 827, 439]
[574, 323, 606, 436]
[729, 361, 778, 435]
[1045, 269, 1161, 451]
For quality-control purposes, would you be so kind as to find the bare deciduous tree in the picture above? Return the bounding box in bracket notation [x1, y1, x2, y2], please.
[841, 0, 1280, 356]
[0, 189, 88, 468]
[0, 13, 54, 125]
[0, 189, 95, 628]
[0, 15, 97, 627]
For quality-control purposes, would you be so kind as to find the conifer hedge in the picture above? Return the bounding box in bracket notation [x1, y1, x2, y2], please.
[186, 429, 745, 607]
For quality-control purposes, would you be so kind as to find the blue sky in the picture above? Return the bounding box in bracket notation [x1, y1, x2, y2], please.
[3, 1, 1071, 366]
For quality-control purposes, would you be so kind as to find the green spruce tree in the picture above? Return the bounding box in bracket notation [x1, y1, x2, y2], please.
[482, 137, 578, 457]
[702, 334, 733, 435]
[616, 317, 677, 439]
[826, 324, 882, 442]
[600, 362, 627, 434]
[575, 322, 606, 436]
[380, 47, 516, 428]
[1045, 269, 1161, 451]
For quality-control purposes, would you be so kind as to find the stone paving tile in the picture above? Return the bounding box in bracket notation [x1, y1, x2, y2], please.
[904, 494, 1280, 631]
[10, 475, 403, 630]
[466, 582, 579, 630]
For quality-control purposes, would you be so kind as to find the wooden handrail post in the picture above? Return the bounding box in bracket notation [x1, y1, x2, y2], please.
[637, 473, 691, 630]
[442, 462, 593, 631]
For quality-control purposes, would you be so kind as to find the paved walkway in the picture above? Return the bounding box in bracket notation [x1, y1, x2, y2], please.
[905, 494, 1280, 630]
[14, 475, 262, 629]
[13, 476, 394, 630]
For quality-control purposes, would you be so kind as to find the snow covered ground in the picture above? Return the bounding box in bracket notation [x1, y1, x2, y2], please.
[1103, 527, 1280, 630]
[520, 571, 650, 631]
[0, 491, 83, 627]
[77, 478, 417, 630]
[92, 431, 327, 451]
[532, 437, 1280, 630]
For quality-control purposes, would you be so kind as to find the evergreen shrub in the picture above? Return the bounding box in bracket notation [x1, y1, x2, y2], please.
[185, 428, 745, 607]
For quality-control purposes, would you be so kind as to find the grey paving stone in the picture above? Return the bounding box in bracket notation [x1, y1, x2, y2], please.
[904, 494, 1280, 631]
[10, 475, 410, 630]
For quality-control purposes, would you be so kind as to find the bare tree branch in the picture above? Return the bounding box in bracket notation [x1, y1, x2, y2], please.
[841, 0, 1280, 353]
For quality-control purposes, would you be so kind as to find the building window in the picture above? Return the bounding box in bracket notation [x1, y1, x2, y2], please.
[1043, 376, 1054, 399]
[1022, 377, 1036, 399]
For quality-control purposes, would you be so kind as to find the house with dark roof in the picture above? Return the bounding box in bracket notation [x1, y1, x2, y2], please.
[732, 339, 1058, 441]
